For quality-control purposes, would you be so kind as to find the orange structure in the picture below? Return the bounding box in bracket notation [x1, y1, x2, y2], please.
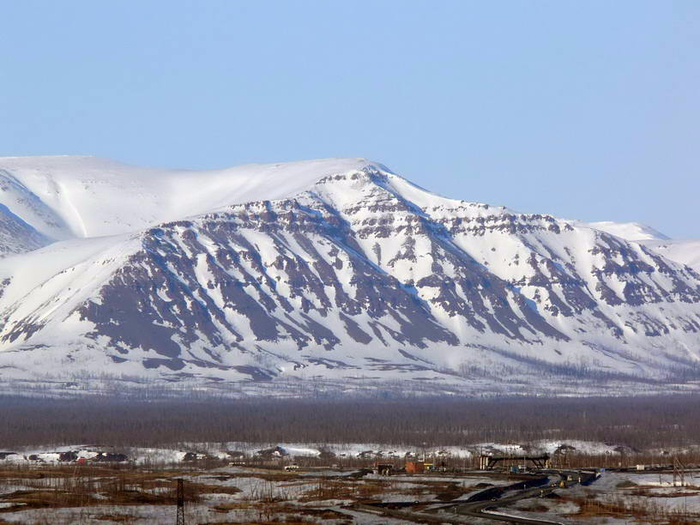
[405, 460, 425, 474]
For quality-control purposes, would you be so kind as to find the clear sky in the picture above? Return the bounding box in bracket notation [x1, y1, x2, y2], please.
[1, 1, 698, 238]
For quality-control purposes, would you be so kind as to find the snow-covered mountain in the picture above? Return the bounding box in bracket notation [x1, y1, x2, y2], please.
[587, 221, 700, 273]
[0, 156, 699, 395]
[586, 221, 670, 242]
[641, 239, 700, 273]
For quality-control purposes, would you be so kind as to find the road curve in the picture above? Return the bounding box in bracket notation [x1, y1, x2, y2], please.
[454, 485, 565, 524]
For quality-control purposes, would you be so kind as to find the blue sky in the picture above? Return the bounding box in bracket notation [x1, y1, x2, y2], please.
[1, 1, 698, 237]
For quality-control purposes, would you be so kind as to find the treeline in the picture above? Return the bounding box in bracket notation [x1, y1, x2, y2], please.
[0, 394, 699, 450]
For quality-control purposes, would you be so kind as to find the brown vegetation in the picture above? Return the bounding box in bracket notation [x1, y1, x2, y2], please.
[1, 395, 700, 452]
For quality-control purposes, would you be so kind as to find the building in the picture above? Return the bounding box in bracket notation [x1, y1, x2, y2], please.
[405, 461, 425, 474]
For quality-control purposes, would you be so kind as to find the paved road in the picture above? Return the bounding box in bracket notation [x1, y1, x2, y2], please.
[451, 484, 565, 524]
[351, 470, 598, 524]
[352, 486, 563, 524]
[450, 470, 598, 524]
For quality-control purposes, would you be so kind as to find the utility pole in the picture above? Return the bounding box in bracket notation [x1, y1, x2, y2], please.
[176, 478, 185, 525]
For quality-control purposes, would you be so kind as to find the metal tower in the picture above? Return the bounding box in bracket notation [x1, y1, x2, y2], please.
[673, 456, 686, 487]
[176, 478, 185, 525]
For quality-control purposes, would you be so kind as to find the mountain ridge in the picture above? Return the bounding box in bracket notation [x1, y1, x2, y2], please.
[0, 157, 698, 395]
[0, 156, 390, 241]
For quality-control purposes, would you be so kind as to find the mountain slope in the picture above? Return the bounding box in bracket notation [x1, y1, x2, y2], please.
[640, 239, 700, 273]
[0, 156, 376, 240]
[0, 204, 52, 257]
[0, 157, 699, 394]
[586, 220, 700, 273]
[587, 221, 670, 242]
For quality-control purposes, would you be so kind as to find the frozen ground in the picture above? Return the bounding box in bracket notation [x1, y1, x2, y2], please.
[1, 451, 699, 524]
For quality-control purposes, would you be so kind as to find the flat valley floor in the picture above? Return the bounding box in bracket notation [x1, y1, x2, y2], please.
[0, 461, 699, 524]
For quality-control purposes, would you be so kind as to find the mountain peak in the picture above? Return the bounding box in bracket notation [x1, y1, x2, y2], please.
[0, 156, 393, 240]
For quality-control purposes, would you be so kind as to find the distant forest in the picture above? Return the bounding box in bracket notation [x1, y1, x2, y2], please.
[0, 395, 698, 450]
